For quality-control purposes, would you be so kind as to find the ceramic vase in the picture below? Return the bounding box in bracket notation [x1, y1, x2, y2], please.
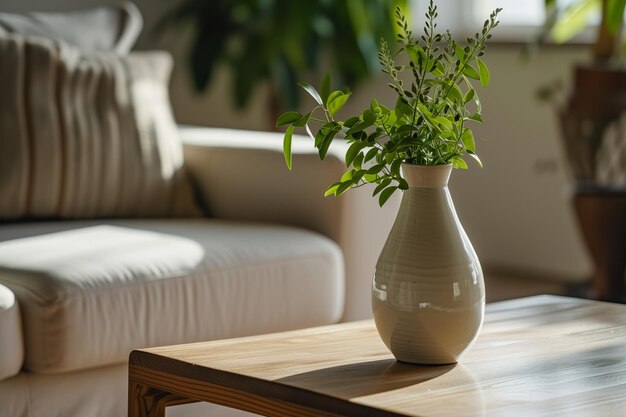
[372, 163, 485, 364]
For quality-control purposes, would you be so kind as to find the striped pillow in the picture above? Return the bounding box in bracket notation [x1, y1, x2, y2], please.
[0, 35, 200, 219]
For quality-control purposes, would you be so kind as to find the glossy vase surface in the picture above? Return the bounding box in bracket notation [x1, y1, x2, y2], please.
[372, 163, 485, 364]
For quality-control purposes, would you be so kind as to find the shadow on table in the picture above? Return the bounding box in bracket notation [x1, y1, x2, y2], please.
[276, 358, 455, 398]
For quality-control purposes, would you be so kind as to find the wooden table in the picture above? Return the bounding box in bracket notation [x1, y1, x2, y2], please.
[128, 296, 626, 417]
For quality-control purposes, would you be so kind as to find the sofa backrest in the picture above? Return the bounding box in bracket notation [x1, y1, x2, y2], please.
[0, 2, 142, 54]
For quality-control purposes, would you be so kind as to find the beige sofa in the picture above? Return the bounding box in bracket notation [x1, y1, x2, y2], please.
[0, 4, 399, 415]
[0, 126, 399, 417]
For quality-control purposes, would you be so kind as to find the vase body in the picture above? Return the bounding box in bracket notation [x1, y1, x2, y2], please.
[372, 163, 485, 364]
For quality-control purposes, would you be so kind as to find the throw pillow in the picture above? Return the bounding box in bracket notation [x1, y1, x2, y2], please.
[0, 35, 201, 219]
[0, 2, 142, 54]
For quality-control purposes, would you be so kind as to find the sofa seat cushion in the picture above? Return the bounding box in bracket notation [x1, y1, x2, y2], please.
[0, 283, 24, 380]
[0, 219, 344, 374]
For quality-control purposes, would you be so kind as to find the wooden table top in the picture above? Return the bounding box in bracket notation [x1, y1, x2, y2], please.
[129, 296, 626, 417]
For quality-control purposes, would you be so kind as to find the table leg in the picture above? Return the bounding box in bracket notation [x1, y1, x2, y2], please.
[128, 380, 191, 417]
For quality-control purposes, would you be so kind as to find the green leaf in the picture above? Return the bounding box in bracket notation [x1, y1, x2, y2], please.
[379, 186, 398, 206]
[378, 102, 391, 115]
[416, 103, 441, 132]
[606, 0, 626, 33]
[464, 88, 475, 104]
[461, 128, 476, 153]
[397, 178, 409, 190]
[383, 110, 397, 128]
[352, 169, 365, 183]
[298, 81, 323, 105]
[363, 173, 378, 182]
[434, 116, 453, 131]
[448, 83, 464, 102]
[467, 113, 483, 123]
[395, 124, 416, 137]
[327, 90, 343, 106]
[452, 156, 468, 169]
[463, 64, 480, 80]
[366, 164, 385, 175]
[324, 181, 341, 197]
[431, 61, 445, 77]
[343, 116, 360, 128]
[373, 178, 391, 196]
[370, 98, 380, 113]
[454, 44, 466, 60]
[328, 92, 351, 117]
[340, 170, 354, 182]
[320, 73, 331, 104]
[362, 109, 377, 124]
[353, 152, 365, 169]
[467, 151, 483, 168]
[364, 147, 379, 163]
[395, 97, 414, 119]
[551, 0, 599, 43]
[318, 124, 342, 160]
[405, 44, 426, 65]
[336, 180, 353, 196]
[416, 102, 432, 117]
[276, 111, 302, 126]
[283, 125, 294, 170]
[315, 124, 330, 147]
[292, 112, 311, 127]
[346, 119, 374, 136]
[345, 141, 367, 167]
[476, 58, 490, 87]
[390, 159, 402, 177]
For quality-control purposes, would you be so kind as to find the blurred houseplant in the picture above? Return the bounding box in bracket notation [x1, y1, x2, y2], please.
[159, 0, 406, 126]
[539, 0, 626, 301]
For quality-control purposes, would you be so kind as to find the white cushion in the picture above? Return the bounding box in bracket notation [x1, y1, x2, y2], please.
[0, 219, 344, 374]
[0, 283, 23, 381]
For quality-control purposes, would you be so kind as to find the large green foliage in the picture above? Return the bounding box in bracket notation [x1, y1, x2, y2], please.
[531, 0, 626, 61]
[277, 3, 501, 206]
[160, 0, 406, 109]
[545, 0, 625, 44]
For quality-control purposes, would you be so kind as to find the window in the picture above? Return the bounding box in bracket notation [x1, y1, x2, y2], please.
[474, 0, 546, 26]
[412, 0, 598, 43]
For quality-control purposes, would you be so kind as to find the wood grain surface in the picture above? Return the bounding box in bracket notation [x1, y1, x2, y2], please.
[128, 295, 626, 417]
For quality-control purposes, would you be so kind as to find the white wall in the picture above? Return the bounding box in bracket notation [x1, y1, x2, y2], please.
[0, 0, 592, 280]
[343, 46, 591, 281]
[450, 46, 591, 280]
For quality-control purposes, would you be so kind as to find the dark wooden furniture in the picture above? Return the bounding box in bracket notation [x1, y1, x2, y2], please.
[574, 187, 626, 302]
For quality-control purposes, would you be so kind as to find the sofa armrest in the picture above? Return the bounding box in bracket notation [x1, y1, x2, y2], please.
[179, 126, 400, 321]
[0, 284, 23, 381]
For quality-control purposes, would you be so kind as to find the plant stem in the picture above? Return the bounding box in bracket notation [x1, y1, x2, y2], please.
[412, 4, 436, 124]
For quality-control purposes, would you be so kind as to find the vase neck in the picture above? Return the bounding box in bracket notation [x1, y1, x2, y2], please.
[402, 163, 452, 188]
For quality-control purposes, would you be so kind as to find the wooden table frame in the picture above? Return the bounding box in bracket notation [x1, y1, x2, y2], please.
[128, 296, 626, 417]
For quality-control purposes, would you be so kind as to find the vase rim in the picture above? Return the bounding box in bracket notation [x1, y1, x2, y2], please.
[401, 162, 453, 167]
[401, 163, 452, 188]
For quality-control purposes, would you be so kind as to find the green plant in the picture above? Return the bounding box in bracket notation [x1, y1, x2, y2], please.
[159, 0, 406, 122]
[277, 2, 501, 206]
[539, 0, 625, 60]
